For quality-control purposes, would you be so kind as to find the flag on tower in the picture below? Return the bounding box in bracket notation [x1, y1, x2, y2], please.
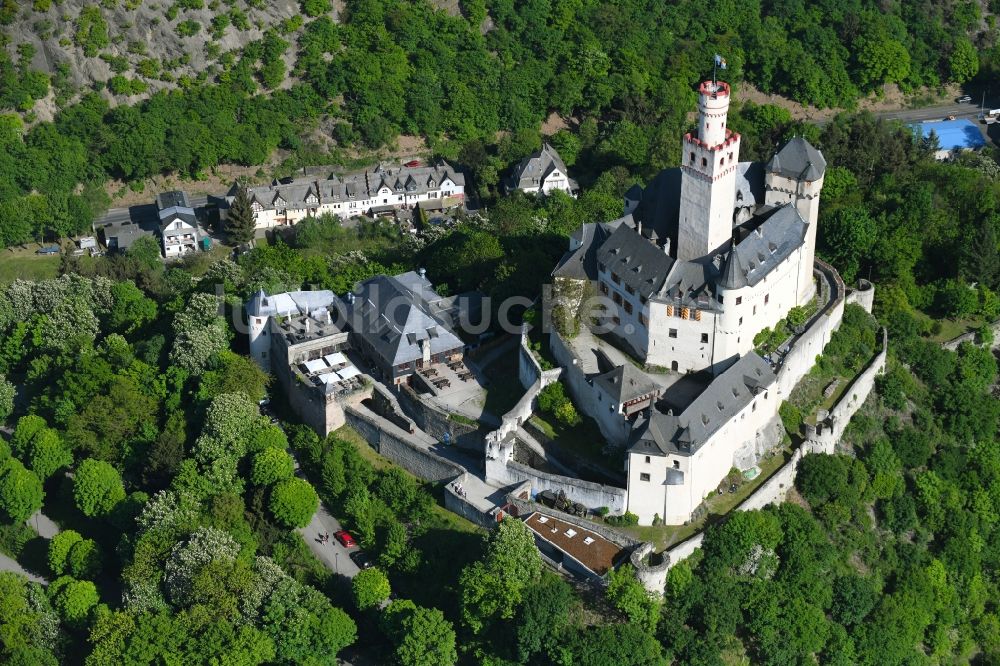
[714, 54, 727, 69]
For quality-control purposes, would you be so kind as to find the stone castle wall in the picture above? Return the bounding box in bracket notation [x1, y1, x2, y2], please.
[397, 384, 483, 453]
[345, 405, 464, 482]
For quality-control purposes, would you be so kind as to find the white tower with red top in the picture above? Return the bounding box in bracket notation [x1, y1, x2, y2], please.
[676, 80, 741, 262]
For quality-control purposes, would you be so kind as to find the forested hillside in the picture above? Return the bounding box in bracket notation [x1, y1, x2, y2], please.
[2, 1, 1000, 664]
[0, 0, 998, 247]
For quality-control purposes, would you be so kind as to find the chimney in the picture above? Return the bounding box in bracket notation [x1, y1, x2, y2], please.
[636, 219, 642, 236]
[663, 237, 672, 256]
[347, 292, 356, 305]
[418, 267, 427, 280]
[305, 319, 310, 333]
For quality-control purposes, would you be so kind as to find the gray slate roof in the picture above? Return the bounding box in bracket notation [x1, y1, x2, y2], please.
[767, 137, 827, 181]
[348, 273, 464, 367]
[552, 220, 622, 280]
[730, 204, 807, 287]
[508, 143, 579, 192]
[629, 353, 776, 456]
[236, 161, 465, 212]
[719, 242, 747, 289]
[156, 190, 192, 210]
[596, 224, 674, 299]
[594, 364, 660, 406]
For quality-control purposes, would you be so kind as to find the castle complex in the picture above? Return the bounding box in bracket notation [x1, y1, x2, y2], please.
[549, 80, 832, 524]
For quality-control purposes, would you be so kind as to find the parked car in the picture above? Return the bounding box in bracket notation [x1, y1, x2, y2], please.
[404, 159, 421, 167]
[350, 550, 374, 569]
[36, 246, 59, 255]
[333, 530, 357, 548]
[958, 95, 973, 103]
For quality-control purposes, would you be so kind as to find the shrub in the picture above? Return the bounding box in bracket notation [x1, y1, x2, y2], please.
[176, 19, 201, 38]
[779, 401, 803, 437]
[606, 511, 639, 526]
[74, 6, 110, 57]
[301, 0, 331, 17]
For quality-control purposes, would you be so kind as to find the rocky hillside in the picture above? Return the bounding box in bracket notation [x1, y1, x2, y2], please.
[2, 0, 326, 119]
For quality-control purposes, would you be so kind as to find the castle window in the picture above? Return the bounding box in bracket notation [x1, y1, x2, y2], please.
[752, 402, 757, 412]
[665, 304, 674, 316]
[701, 157, 707, 167]
[612, 316, 621, 325]
[600, 282, 609, 295]
[625, 285, 635, 295]
[669, 328, 678, 338]
[729, 152, 733, 161]
[261, 351, 267, 359]
[717, 294, 723, 304]
[694, 309, 702, 321]
[753, 305, 757, 315]
[764, 294, 770, 304]
[613, 293, 622, 305]
[681, 307, 690, 319]
[739, 317, 743, 325]
[690, 152, 695, 164]
[611, 272, 621, 284]
[624, 301, 633, 314]
[673, 460, 680, 469]
[645, 456, 651, 463]
[736, 296, 742, 305]
[701, 333, 708, 343]
[640, 473, 651, 482]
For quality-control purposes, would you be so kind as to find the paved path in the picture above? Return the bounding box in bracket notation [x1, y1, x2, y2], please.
[297, 502, 362, 580]
[29, 510, 60, 539]
[0, 551, 46, 584]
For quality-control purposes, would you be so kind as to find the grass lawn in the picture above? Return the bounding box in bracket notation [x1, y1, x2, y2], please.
[528, 411, 621, 477]
[332, 425, 482, 535]
[621, 445, 792, 552]
[0, 247, 60, 285]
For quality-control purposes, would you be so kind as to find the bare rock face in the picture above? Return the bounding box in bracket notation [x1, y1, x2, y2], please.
[12, 0, 305, 103]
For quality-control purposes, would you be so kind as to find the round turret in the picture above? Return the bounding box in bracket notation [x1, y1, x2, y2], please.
[697, 81, 731, 147]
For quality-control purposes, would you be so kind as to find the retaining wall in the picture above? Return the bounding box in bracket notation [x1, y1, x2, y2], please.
[484, 331, 562, 455]
[941, 317, 1000, 351]
[654, 324, 888, 583]
[444, 473, 498, 530]
[345, 405, 464, 482]
[804, 327, 888, 453]
[397, 385, 483, 452]
[486, 453, 627, 513]
[775, 261, 846, 399]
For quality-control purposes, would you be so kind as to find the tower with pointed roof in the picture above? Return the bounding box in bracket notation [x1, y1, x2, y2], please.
[676, 80, 742, 262]
[765, 137, 827, 302]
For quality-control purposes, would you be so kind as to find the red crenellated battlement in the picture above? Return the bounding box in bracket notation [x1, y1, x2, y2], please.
[683, 129, 741, 151]
[698, 80, 730, 98]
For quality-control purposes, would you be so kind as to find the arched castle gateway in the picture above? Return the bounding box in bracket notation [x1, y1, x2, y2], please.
[549, 79, 836, 525]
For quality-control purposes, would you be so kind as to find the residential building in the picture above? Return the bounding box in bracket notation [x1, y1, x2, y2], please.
[156, 191, 201, 258]
[506, 143, 579, 196]
[224, 161, 466, 229]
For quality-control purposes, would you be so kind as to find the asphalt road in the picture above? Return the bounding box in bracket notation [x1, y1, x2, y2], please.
[298, 502, 362, 580]
[92, 194, 213, 231]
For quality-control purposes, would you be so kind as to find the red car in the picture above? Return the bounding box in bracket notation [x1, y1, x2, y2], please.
[404, 160, 421, 167]
[333, 530, 357, 548]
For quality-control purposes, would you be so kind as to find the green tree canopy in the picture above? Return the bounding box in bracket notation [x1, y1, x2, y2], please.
[268, 477, 318, 528]
[73, 458, 126, 518]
